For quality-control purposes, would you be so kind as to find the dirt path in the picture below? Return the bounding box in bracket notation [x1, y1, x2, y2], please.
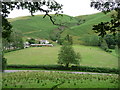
[4, 70, 117, 75]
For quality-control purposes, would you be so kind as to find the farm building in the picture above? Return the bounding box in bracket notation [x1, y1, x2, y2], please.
[24, 42, 30, 48]
[30, 44, 53, 47]
[40, 40, 49, 44]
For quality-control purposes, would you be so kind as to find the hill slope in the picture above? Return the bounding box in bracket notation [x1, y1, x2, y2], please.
[61, 12, 112, 44]
[9, 14, 79, 40]
[9, 12, 112, 44]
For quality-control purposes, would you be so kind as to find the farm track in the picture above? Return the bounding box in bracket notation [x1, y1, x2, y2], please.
[4, 70, 117, 75]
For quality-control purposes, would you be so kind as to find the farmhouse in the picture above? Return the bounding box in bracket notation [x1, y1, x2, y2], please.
[40, 40, 49, 44]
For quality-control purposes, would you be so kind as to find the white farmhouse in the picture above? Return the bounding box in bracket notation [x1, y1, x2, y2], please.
[40, 40, 49, 44]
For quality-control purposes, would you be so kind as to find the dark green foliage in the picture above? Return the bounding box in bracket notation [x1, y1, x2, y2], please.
[57, 38, 64, 45]
[27, 38, 35, 44]
[91, 0, 120, 38]
[104, 34, 116, 49]
[2, 16, 12, 39]
[65, 34, 73, 45]
[2, 56, 7, 72]
[58, 41, 81, 67]
[7, 65, 119, 74]
[92, 22, 110, 38]
[57, 35, 73, 45]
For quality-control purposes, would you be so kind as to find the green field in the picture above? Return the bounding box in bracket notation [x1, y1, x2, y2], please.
[5, 45, 118, 69]
[2, 71, 118, 88]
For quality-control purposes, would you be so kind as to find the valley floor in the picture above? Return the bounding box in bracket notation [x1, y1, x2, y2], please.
[5, 45, 118, 69]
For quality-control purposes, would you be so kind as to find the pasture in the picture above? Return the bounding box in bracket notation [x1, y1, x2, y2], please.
[5, 45, 118, 69]
[2, 71, 118, 88]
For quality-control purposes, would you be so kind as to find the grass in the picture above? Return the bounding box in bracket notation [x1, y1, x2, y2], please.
[61, 12, 112, 44]
[2, 71, 118, 88]
[5, 45, 118, 69]
[9, 14, 78, 39]
[8, 12, 113, 44]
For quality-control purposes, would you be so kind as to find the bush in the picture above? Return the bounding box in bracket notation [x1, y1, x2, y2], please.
[27, 38, 35, 44]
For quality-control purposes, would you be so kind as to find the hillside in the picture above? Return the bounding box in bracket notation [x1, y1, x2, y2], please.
[61, 12, 112, 44]
[8, 12, 112, 44]
[9, 14, 79, 41]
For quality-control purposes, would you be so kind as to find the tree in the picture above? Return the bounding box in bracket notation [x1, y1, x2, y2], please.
[27, 38, 35, 44]
[91, 0, 120, 48]
[104, 34, 116, 49]
[92, 22, 110, 38]
[58, 41, 81, 67]
[65, 34, 73, 45]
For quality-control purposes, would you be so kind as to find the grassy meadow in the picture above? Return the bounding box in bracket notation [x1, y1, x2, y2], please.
[2, 71, 118, 88]
[5, 45, 118, 69]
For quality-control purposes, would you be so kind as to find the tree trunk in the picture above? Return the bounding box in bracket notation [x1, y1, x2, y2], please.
[65, 63, 69, 67]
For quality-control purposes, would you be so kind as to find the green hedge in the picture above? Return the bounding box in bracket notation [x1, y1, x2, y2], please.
[7, 65, 119, 74]
[4, 48, 23, 53]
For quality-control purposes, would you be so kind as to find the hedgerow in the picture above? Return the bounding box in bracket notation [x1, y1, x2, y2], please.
[7, 65, 119, 74]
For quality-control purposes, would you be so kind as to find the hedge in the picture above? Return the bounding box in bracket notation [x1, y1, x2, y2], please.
[7, 65, 119, 74]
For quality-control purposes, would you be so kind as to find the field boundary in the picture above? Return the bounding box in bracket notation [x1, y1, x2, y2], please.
[7, 65, 119, 74]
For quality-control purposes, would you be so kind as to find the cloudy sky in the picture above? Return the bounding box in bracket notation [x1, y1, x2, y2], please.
[8, 0, 100, 18]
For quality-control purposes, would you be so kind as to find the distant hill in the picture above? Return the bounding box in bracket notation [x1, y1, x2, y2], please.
[61, 12, 112, 44]
[9, 14, 79, 40]
[8, 12, 112, 44]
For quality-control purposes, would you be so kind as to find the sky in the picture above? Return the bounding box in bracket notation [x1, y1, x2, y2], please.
[8, 0, 100, 18]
